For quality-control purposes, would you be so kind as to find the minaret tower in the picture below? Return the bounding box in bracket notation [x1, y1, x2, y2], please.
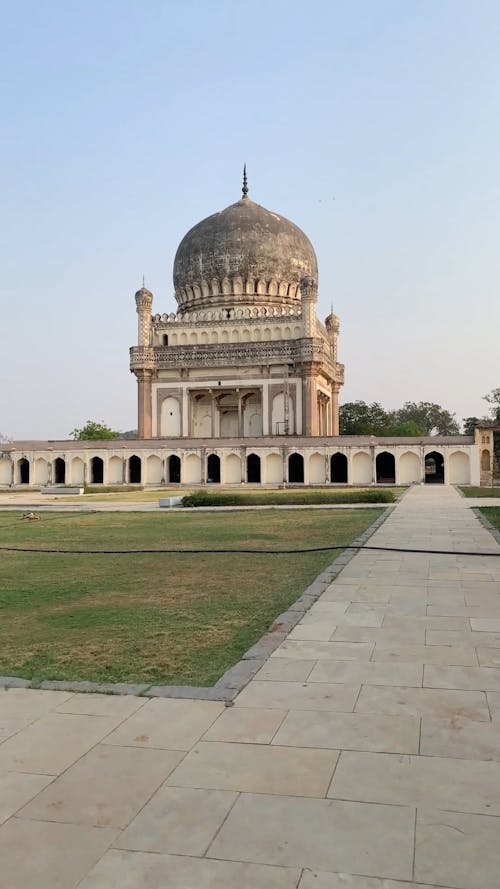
[134, 283, 153, 439]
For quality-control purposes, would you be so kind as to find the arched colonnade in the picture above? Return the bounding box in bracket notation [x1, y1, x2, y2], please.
[0, 447, 474, 487]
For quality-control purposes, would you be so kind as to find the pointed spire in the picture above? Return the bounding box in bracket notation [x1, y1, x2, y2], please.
[142, 274, 145, 288]
[242, 163, 249, 199]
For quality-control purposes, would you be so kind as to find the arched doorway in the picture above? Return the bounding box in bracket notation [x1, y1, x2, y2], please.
[168, 455, 181, 483]
[376, 452, 396, 483]
[425, 451, 444, 484]
[129, 455, 141, 483]
[207, 454, 220, 483]
[247, 453, 261, 483]
[331, 452, 348, 483]
[91, 456, 104, 484]
[18, 458, 30, 484]
[54, 457, 66, 484]
[288, 453, 304, 483]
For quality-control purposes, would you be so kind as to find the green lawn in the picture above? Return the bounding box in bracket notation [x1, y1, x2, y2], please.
[479, 507, 500, 531]
[0, 508, 384, 686]
[460, 487, 500, 498]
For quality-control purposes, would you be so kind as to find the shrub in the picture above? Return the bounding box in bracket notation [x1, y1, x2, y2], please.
[181, 489, 396, 507]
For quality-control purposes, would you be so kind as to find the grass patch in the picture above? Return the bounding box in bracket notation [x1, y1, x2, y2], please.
[57, 489, 183, 503]
[0, 508, 384, 686]
[460, 487, 500, 498]
[479, 507, 500, 531]
[182, 488, 402, 507]
[84, 485, 144, 494]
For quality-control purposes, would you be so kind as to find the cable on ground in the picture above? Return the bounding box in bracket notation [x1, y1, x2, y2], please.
[0, 544, 499, 556]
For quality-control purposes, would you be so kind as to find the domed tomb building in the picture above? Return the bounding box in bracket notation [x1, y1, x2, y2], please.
[130, 173, 344, 439]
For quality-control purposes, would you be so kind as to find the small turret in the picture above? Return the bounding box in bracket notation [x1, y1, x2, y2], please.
[135, 284, 153, 347]
[300, 276, 318, 337]
[325, 310, 340, 362]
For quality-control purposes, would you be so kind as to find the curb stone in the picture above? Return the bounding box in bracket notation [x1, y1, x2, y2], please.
[0, 504, 395, 701]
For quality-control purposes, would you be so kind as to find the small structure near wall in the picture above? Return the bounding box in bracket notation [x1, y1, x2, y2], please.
[475, 424, 500, 486]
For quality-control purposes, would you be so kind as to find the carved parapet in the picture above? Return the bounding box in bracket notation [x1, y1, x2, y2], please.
[152, 304, 302, 327]
[130, 347, 155, 371]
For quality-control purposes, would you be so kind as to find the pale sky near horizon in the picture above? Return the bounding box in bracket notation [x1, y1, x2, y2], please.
[1, 0, 499, 440]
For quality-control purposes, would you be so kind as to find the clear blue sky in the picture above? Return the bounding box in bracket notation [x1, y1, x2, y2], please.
[1, 0, 499, 439]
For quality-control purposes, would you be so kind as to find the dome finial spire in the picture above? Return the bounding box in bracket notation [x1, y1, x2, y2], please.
[242, 163, 249, 199]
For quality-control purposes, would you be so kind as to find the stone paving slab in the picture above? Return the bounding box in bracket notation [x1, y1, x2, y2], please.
[2, 485, 500, 887]
[0, 711, 121, 774]
[272, 709, 420, 753]
[115, 785, 237, 855]
[166, 740, 339, 797]
[415, 808, 500, 889]
[354, 684, 490, 720]
[234, 679, 360, 711]
[101, 697, 225, 750]
[298, 875, 436, 889]
[77, 848, 301, 888]
[329, 749, 500, 814]
[207, 792, 415, 880]
[0, 819, 118, 889]
[19, 744, 184, 828]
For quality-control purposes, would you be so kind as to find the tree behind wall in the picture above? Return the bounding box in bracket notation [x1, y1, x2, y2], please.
[70, 421, 120, 441]
[339, 401, 457, 436]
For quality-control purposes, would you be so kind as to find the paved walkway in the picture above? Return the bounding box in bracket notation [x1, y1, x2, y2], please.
[2, 486, 500, 888]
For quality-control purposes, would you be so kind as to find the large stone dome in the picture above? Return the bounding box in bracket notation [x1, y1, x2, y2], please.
[173, 191, 318, 312]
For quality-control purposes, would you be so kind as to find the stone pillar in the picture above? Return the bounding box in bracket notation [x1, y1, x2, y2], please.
[237, 392, 243, 437]
[134, 286, 154, 440]
[302, 367, 319, 436]
[331, 383, 340, 436]
[210, 393, 217, 438]
[262, 383, 269, 436]
[137, 370, 152, 439]
[182, 389, 189, 438]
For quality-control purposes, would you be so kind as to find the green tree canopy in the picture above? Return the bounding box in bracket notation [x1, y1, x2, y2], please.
[339, 402, 389, 435]
[339, 400, 458, 436]
[70, 420, 120, 441]
[484, 388, 500, 422]
[396, 402, 459, 435]
[462, 417, 481, 435]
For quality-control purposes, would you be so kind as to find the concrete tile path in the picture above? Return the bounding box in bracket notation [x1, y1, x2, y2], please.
[1, 485, 500, 888]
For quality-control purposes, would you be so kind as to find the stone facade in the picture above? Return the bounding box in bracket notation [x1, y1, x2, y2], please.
[0, 437, 480, 488]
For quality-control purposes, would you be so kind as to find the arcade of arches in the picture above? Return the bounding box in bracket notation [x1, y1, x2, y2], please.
[1, 441, 482, 487]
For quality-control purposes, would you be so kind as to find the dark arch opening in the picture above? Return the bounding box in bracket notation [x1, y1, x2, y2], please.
[288, 452, 304, 483]
[18, 458, 30, 485]
[169, 455, 181, 483]
[330, 452, 348, 483]
[376, 451, 396, 484]
[54, 457, 66, 484]
[425, 451, 444, 484]
[91, 456, 104, 484]
[207, 454, 220, 484]
[129, 455, 141, 483]
[247, 453, 261, 483]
